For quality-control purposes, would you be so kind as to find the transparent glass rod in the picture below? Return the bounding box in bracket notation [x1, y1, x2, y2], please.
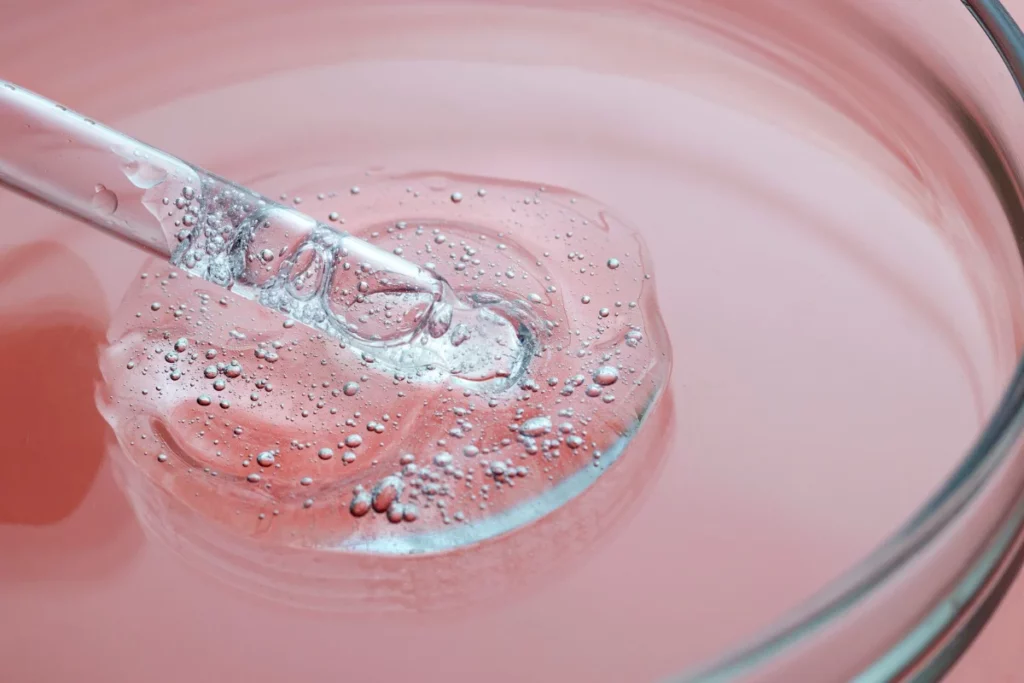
[0, 80, 455, 344]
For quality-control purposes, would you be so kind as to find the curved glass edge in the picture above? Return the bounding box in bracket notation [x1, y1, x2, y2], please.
[674, 1, 1024, 681]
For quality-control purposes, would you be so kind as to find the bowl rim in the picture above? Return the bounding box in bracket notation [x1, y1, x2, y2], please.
[682, 1, 1024, 680]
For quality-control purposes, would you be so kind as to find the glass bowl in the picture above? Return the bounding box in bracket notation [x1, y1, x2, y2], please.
[2, 1, 1024, 681]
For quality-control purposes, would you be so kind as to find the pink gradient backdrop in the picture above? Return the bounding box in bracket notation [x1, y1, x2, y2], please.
[0, 1, 1022, 681]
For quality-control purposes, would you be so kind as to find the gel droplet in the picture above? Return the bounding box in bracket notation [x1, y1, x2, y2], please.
[91, 184, 118, 214]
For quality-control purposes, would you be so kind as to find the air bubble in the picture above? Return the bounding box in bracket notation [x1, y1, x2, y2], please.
[593, 366, 619, 386]
[91, 184, 118, 214]
[371, 476, 403, 513]
[519, 416, 552, 437]
[350, 490, 372, 517]
[386, 503, 405, 523]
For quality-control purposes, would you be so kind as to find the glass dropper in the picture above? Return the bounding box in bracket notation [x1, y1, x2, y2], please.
[0, 80, 533, 388]
[0, 80, 458, 341]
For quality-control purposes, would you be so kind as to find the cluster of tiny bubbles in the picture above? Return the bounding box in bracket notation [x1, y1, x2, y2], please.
[96, 171, 669, 556]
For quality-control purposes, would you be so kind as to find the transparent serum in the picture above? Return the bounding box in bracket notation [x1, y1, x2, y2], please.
[98, 172, 671, 554]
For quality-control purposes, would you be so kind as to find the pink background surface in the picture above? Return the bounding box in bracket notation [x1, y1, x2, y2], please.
[0, 2, 1021, 681]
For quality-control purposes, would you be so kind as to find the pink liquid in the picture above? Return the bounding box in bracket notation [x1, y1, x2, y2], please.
[2, 2, 1022, 681]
